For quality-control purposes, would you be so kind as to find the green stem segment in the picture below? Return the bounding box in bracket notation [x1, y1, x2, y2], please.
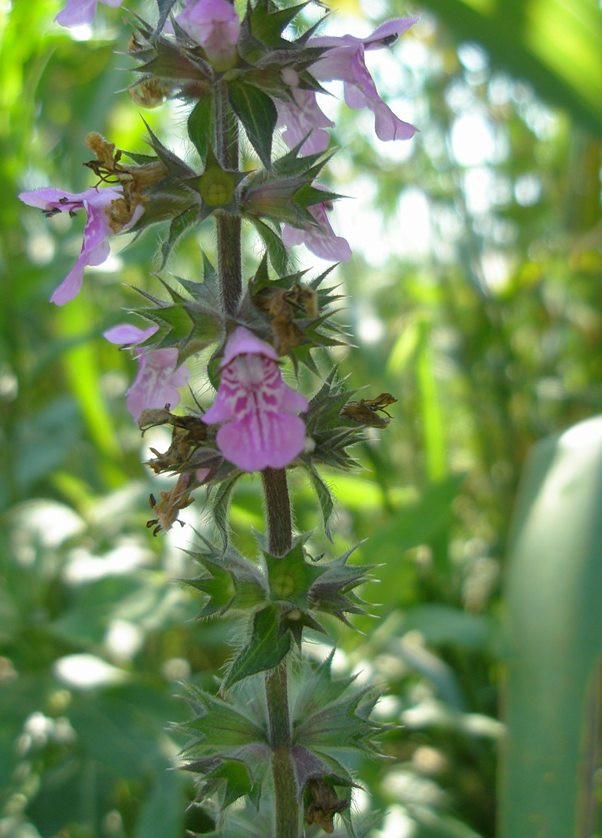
[213, 79, 300, 836]
[214, 81, 241, 315]
[262, 468, 299, 837]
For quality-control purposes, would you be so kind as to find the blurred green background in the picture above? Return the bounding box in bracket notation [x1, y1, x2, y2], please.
[1, 0, 601, 836]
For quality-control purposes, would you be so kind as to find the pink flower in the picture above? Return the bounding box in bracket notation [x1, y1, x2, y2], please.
[202, 327, 308, 472]
[104, 324, 190, 421]
[275, 76, 334, 155]
[282, 199, 351, 262]
[55, 0, 123, 27]
[19, 186, 125, 305]
[277, 18, 417, 153]
[311, 18, 418, 143]
[176, 0, 240, 69]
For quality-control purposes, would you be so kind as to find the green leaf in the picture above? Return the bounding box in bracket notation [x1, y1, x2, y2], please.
[501, 417, 602, 836]
[211, 472, 243, 546]
[416, 318, 447, 482]
[56, 300, 125, 486]
[160, 204, 201, 268]
[304, 463, 335, 541]
[224, 605, 291, 689]
[188, 95, 214, 163]
[369, 473, 464, 555]
[247, 216, 288, 273]
[228, 82, 277, 168]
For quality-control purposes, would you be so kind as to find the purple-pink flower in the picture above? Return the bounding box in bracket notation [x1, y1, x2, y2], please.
[202, 327, 308, 472]
[104, 323, 190, 421]
[176, 0, 240, 69]
[55, 0, 123, 27]
[277, 17, 417, 152]
[282, 198, 351, 262]
[19, 186, 128, 305]
[275, 71, 334, 155]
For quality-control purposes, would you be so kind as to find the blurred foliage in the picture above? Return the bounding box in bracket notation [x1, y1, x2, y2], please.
[1, 0, 601, 836]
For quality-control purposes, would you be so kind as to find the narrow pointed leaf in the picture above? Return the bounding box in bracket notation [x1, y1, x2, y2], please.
[160, 204, 201, 268]
[223, 605, 291, 689]
[247, 217, 288, 273]
[211, 472, 243, 546]
[228, 82, 277, 168]
[304, 463, 334, 541]
[155, 0, 178, 35]
[188, 95, 214, 163]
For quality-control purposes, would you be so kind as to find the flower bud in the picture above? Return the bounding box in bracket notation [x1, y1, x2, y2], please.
[177, 0, 240, 72]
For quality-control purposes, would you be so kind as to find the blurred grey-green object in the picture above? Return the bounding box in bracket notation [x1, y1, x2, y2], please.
[501, 416, 602, 837]
[419, 0, 602, 136]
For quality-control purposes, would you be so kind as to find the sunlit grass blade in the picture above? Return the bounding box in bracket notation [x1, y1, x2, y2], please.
[501, 416, 602, 837]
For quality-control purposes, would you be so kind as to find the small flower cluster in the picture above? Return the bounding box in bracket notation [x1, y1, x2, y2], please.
[23, 0, 415, 467]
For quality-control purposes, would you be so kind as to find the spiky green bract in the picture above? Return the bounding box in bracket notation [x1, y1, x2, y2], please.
[261, 536, 375, 639]
[291, 653, 384, 789]
[178, 659, 385, 836]
[129, 255, 223, 359]
[183, 536, 267, 619]
[235, 255, 345, 371]
[239, 0, 328, 69]
[184, 532, 373, 646]
[242, 143, 341, 230]
[129, 5, 329, 173]
[299, 371, 367, 538]
[125, 125, 201, 239]
[124, 123, 211, 267]
[129, 13, 213, 88]
[303, 369, 366, 469]
[196, 146, 247, 211]
[306, 544, 374, 629]
[178, 679, 271, 810]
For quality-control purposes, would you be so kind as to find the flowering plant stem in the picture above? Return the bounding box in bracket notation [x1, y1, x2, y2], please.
[31, 2, 419, 830]
[263, 468, 299, 836]
[215, 80, 242, 316]
[262, 468, 298, 835]
[214, 70, 300, 831]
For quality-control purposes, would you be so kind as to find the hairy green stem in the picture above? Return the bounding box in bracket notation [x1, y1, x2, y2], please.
[262, 467, 293, 557]
[214, 81, 241, 315]
[213, 79, 299, 836]
[265, 662, 300, 838]
[262, 468, 299, 838]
